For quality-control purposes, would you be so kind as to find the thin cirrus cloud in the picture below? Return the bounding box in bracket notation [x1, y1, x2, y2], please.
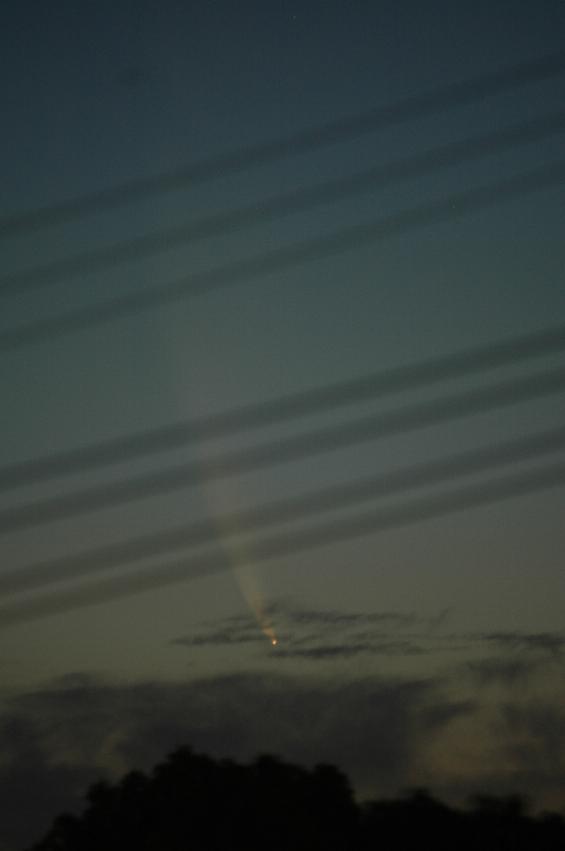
[465, 657, 541, 687]
[170, 602, 565, 668]
[271, 642, 376, 660]
[170, 600, 452, 661]
[173, 627, 264, 648]
[482, 631, 565, 655]
[272, 640, 426, 661]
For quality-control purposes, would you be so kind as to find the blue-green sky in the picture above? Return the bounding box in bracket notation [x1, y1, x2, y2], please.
[1, 1, 565, 847]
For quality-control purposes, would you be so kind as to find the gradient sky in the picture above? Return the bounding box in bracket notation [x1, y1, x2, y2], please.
[1, 1, 565, 847]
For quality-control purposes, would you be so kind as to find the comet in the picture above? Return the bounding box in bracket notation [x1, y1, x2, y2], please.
[232, 562, 278, 647]
[196, 465, 278, 648]
[260, 619, 278, 647]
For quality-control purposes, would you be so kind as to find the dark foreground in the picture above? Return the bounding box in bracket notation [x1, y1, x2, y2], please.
[29, 746, 565, 850]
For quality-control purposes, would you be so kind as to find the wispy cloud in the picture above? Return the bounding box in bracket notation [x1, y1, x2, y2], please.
[273, 642, 375, 660]
[274, 640, 427, 660]
[172, 625, 262, 648]
[465, 657, 539, 686]
[171, 603, 565, 678]
[482, 632, 565, 655]
[170, 598, 449, 661]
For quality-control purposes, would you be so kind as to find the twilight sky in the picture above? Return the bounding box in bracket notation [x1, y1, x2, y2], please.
[1, 1, 565, 847]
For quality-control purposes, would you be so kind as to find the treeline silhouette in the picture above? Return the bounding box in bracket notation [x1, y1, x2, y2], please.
[28, 746, 565, 850]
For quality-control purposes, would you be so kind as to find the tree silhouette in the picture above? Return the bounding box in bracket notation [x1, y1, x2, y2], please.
[28, 746, 565, 850]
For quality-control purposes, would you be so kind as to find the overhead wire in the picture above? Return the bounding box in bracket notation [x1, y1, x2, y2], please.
[2, 321, 565, 493]
[0, 459, 563, 629]
[3, 109, 565, 297]
[0, 49, 562, 649]
[2, 158, 565, 353]
[2, 48, 564, 239]
[2, 365, 565, 536]
[2, 423, 564, 599]
[0, 52, 563, 629]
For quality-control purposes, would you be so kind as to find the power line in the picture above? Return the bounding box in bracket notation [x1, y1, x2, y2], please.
[2, 49, 564, 239]
[2, 322, 565, 493]
[2, 158, 565, 353]
[2, 424, 564, 598]
[0, 459, 563, 629]
[2, 366, 565, 537]
[4, 110, 565, 297]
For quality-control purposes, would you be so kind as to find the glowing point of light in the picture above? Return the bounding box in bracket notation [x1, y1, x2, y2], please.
[271, 638, 278, 646]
